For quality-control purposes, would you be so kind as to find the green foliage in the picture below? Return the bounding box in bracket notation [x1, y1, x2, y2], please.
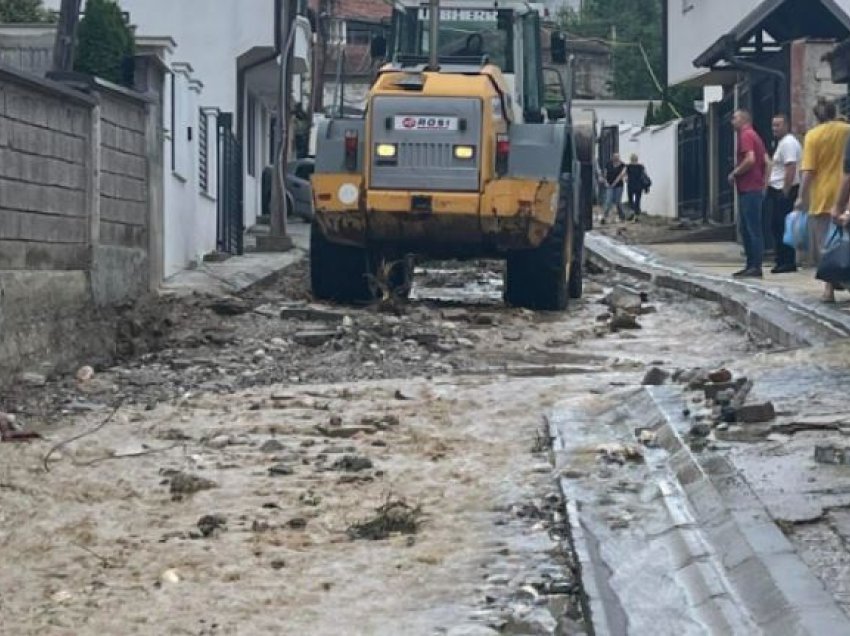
[0, 0, 50, 23]
[74, 0, 135, 86]
[561, 0, 699, 116]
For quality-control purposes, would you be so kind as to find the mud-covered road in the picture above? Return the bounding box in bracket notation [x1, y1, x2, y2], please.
[0, 258, 771, 635]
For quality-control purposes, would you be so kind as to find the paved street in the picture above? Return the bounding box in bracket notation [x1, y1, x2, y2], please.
[4, 236, 850, 634]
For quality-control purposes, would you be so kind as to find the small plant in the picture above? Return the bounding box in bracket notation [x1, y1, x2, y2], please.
[74, 0, 135, 86]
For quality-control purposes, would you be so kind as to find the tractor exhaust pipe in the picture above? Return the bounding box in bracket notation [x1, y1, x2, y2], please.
[428, 0, 439, 70]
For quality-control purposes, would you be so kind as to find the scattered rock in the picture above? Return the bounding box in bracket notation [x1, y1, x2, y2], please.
[75, 365, 95, 382]
[280, 304, 345, 323]
[502, 608, 558, 636]
[293, 329, 337, 347]
[708, 368, 733, 384]
[270, 559, 286, 570]
[169, 471, 217, 496]
[603, 285, 645, 313]
[641, 367, 669, 386]
[609, 313, 641, 331]
[689, 422, 712, 438]
[727, 402, 776, 424]
[596, 443, 644, 464]
[814, 445, 850, 465]
[332, 455, 374, 472]
[502, 330, 523, 342]
[268, 463, 294, 476]
[19, 372, 47, 387]
[197, 514, 227, 537]
[159, 569, 181, 585]
[260, 439, 286, 453]
[209, 297, 250, 316]
[299, 490, 321, 506]
[361, 414, 400, 429]
[704, 381, 736, 401]
[288, 517, 308, 530]
[316, 421, 376, 438]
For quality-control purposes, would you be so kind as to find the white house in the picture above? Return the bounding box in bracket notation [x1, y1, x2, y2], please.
[42, 0, 311, 275]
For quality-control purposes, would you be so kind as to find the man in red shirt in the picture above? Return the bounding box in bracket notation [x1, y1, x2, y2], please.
[729, 109, 768, 278]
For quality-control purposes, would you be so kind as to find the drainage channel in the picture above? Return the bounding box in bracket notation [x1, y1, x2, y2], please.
[549, 387, 850, 635]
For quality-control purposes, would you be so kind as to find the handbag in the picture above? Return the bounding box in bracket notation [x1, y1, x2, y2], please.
[640, 170, 652, 192]
[816, 226, 850, 285]
[783, 210, 808, 251]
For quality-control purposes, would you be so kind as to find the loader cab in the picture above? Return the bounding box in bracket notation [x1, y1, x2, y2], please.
[388, 2, 544, 123]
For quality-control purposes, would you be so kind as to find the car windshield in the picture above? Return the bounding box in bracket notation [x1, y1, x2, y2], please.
[393, 7, 514, 71]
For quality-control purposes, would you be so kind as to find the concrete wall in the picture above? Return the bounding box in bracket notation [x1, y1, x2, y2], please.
[0, 24, 54, 76]
[619, 122, 679, 219]
[791, 39, 850, 134]
[0, 64, 160, 382]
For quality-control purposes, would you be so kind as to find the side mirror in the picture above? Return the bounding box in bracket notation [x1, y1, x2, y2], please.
[551, 31, 567, 64]
[371, 34, 387, 59]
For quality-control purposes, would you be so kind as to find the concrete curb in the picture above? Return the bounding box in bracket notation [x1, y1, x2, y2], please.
[584, 233, 850, 347]
[550, 386, 850, 635]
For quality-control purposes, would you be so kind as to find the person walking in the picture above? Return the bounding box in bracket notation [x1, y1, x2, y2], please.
[601, 153, 627, 224]
[626, 154, 649, 220]
[796, 98, 850, 303]
[766, 113, 802, 273]
[729, 109, 768, 278]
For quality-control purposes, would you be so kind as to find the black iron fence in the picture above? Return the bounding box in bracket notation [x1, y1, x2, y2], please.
[217, 113, 244, 256]
[677, 114, 708, 221]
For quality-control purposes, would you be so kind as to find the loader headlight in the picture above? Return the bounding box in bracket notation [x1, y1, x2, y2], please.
[375, 143, 397, 158]
[454, 145, 475, 160]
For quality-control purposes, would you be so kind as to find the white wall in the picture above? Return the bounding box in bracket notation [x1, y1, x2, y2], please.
[668, 0, 850, 86]
[573, 99, 650, 131]
[618, 122, 679, 219]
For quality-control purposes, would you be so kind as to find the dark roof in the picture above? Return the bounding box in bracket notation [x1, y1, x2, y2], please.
[694, 0, 850, 68]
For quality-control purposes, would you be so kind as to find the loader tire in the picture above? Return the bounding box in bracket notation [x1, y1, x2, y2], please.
[504, 202, 570, 311]
[310, 220, 375, 303]
[569, 222, 584, 300]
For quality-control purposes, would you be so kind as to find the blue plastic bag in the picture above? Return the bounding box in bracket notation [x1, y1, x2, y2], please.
[783, 210, 808, 251]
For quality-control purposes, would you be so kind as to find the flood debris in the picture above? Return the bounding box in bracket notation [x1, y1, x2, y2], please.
[347, 498, 423, 541]
[209, 297, 250, 316]
[331, 454, 374, 472]
[814, 445, 850, 465]
[596, 442, 644, 464]
[609, 313, 642, 332]
[603, 285, 646, 314]
[197, 513, 227, 537]
[641, 366, 669, 386]
[168, 471, 218, 496]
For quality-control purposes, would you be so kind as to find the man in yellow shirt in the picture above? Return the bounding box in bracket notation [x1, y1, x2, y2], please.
[797, 99, 850, 302]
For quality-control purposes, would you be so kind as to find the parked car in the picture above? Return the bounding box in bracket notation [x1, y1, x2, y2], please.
[286, 158, 314, 221]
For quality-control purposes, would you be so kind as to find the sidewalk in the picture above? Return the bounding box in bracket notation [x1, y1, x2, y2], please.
[585, 232, 850, 346]
[161, 220, 310, 297]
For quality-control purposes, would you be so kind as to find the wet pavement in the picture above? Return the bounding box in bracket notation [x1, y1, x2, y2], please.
[2, 249, 850, 634]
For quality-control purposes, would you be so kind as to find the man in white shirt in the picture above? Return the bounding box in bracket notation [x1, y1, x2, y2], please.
[766, 113, 802, 273]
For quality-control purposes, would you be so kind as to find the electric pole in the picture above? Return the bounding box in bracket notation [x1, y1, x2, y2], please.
[258, 0, 295, 252]
[52, 0, 83, 73]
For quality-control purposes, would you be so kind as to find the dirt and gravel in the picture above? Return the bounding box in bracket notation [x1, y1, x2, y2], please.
[0, 255, 769, 635]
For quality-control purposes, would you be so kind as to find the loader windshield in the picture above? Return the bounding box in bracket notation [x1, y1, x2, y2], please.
[392, 6, 514, 71]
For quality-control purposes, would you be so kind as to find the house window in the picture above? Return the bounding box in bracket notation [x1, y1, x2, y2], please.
[347, 24, 373, 45]
[247, 94, 257, 177]
[199, 109, 209, 192]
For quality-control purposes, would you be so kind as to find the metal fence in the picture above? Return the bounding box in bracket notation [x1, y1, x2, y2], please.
[217, 113, 244, 256]
[677, 114, 708, 221]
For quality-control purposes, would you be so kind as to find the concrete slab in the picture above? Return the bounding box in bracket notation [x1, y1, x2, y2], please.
[161, 220, 309, 297]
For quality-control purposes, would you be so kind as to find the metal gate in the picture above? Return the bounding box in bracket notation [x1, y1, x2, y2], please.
[713, 95, 735, 224]
[217, 113, 244, 256]
[677, 114, 708, 221]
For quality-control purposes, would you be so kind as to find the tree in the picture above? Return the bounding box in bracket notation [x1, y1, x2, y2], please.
[74, 0, 134, 86]
[0, 0, 50, 22]
[562, 0, 698, 116]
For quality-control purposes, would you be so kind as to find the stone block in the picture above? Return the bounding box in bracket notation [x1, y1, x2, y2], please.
[0, 209, 87, 243]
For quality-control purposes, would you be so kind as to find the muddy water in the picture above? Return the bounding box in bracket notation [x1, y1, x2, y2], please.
[0, 264, 755, 635]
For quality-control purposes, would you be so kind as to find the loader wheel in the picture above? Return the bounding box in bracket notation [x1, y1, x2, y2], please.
[310, 220, 375, 303]
[504, 202, 570, 311]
